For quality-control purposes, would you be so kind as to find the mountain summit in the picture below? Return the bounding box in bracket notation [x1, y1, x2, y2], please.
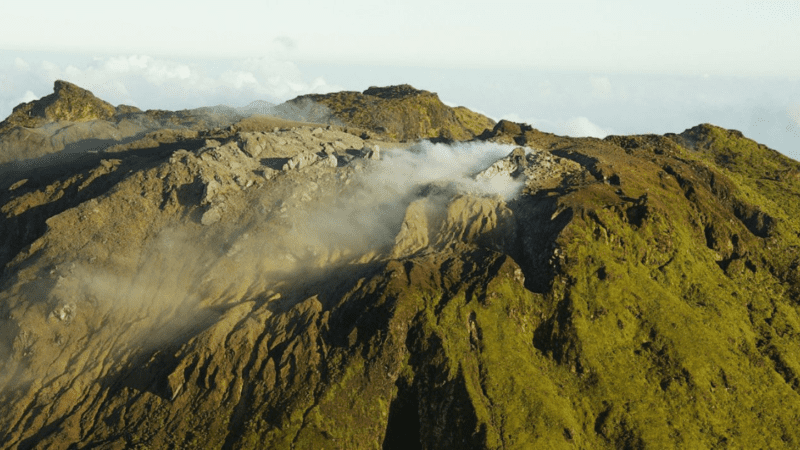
[0, 80, 118, 134]
[287, 84, 496, 141]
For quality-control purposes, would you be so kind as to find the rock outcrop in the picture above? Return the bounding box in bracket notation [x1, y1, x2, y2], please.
[0, 80, 117, 134]
[0, 81, 245, 164]
[286, 84, 497, 141]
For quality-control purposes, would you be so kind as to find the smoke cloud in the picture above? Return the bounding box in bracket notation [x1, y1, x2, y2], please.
[367, 140, 527, 201]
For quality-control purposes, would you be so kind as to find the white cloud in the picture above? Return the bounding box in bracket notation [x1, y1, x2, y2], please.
[0, 91, 39, 117]
[442, 99, 495, 120]
[788, 106, 800, 138]
[17, 91, 39, 104]
[500, 113, 612, 138]
[590, 76, 612, 99]
[790, 106, 800, 125]
[0, 53, 341, 118]
[562, 116, 612, 138]
[14, 57, 29, 71]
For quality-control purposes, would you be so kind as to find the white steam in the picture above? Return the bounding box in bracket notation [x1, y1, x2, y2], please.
[368, 140, 527, 200]
[253, 140, 527, 272]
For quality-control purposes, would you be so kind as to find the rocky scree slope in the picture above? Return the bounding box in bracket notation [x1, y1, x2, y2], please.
[0, 86, 800, 449]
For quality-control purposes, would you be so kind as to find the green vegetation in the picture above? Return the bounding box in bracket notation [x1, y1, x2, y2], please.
[292, 85, 496, 142]
[0, 80, 117, 134]
[2, 81, 800, 448]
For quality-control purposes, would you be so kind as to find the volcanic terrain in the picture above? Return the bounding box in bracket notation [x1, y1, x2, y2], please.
[1, 81, 800, 449]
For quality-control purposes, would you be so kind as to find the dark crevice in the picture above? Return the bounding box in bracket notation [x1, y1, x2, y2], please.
[382, 377, 422, 450]
[507, 194, 572, 294]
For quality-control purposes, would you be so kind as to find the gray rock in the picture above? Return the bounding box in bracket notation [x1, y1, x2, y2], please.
[475, 147, 527, 181]
[363, 145, 381, 160]
[201, 205, 223, 225]
[239, 135, 264, 158]
[282, 151, 320, 171]
[202, 180, 222, 204]
[325, 154, 338, 168]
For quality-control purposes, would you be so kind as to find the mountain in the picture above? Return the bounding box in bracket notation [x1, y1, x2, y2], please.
[190, 100, 276, 119]
[284, 84, 497, 141]
[0, 80, 118, 133]
[0, 81, 208, 165]
[0, 82, 493, 166]
[1, 83, 800, 449]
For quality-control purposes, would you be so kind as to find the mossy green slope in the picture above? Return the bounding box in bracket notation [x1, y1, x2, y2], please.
[0, 80, 117, 135]
[288, 84, 496, 142]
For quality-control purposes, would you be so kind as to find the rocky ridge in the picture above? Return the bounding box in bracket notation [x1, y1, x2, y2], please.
[288, 84, 497, 142]
[0, 80, 119, 133]
[0, 82, 496, 166]
[1, 83, 800, 449]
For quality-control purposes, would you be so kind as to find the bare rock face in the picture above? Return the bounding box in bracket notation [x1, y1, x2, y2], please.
[474, 146, 583, 194]
[391, 194, 516, 259]
[362, 144, 381, 160]
[475, 147, 528, 180]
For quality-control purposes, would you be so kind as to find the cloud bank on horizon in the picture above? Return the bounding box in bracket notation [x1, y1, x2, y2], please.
[0, 54, 340, 116]
[1, 52, 799, 162]
[0, 53, 615, 141]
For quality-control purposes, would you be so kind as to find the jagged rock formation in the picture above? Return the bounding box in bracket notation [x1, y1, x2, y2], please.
[0, 80, 118, 133]
[1, 84, 800, 449]
[287, 84, 497, 141]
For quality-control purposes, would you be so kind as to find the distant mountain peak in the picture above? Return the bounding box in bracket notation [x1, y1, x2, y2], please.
[362, 84, 431, 99]
[287, 84, 495, 141]
[0, 80, 116, 134]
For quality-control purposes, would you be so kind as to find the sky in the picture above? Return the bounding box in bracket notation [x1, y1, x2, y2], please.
[1, 0, 799, 159]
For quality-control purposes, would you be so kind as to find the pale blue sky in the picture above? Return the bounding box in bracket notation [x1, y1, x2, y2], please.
[1, 0, 798, 158]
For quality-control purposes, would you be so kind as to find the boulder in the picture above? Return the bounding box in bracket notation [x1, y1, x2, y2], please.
[282, 151, 321, 171]
[363, 145, 381, 160]
[475, 147, 528, 181]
